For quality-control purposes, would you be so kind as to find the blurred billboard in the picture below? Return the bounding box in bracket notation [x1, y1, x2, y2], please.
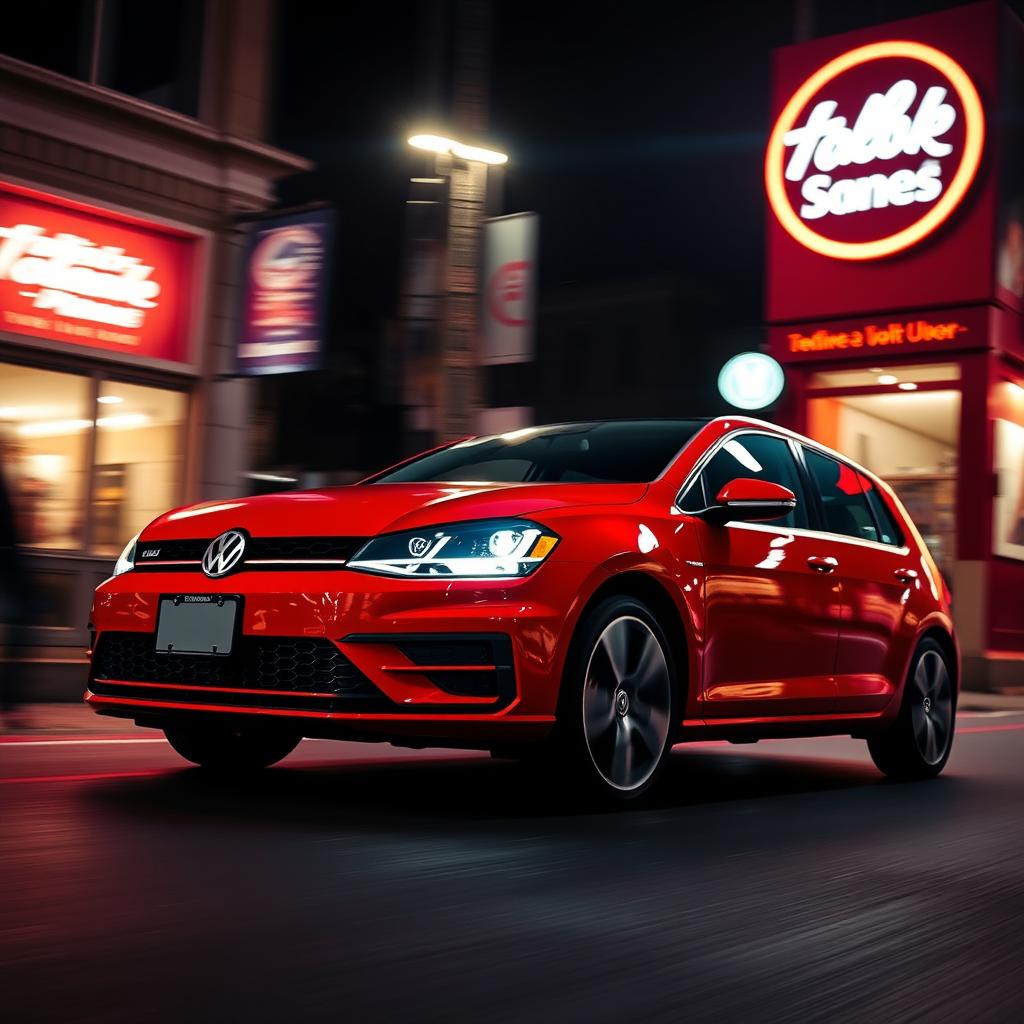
[236, 207, 335, 375]
[481, 212, 538, 365]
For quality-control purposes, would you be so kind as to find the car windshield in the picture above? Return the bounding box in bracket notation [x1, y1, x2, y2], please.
[368, 420, 707, 484]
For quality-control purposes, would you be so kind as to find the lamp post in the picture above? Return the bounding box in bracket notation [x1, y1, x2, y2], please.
[402, 132, 507, 444]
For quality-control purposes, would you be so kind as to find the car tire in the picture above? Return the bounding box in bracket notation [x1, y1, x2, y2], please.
[867, 637, 956, 781]
[555, 594, 679, 802]
[164, 723, 301, 771]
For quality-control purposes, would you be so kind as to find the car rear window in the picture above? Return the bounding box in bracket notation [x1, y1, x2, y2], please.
[804, 448, 881, 543]
[858, 472, 905, 547]
[368, 420, 706, 484]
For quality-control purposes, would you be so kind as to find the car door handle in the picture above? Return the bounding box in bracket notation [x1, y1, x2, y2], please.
[894, 568, 919, 584]
[807, 555, 839, 573]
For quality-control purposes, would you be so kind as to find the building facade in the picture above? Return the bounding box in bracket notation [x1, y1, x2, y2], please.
[0, 0, 308, 696]
[765, 1, 1024, 689]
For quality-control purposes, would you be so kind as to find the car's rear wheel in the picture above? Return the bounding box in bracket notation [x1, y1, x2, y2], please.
[557, 595, 678, 802]
[164, 722, 301, 771]
[867, 638, 955, 780]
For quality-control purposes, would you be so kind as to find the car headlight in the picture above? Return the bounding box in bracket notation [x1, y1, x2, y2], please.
[112, 533, 139, 577]
[348, 519, 559, 578]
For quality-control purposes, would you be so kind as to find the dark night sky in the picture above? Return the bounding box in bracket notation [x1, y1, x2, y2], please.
[271, 0, 1004, 340]
[267, 0, 1024, 470]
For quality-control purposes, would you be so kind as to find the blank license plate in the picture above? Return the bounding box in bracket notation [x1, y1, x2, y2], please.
[156, 596, 239, 656]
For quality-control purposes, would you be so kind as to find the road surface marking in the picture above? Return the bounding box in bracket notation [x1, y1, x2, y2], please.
[0, 769, 167, 785]
[0, 737, 167, 747]
[957, 723, 1024, 734]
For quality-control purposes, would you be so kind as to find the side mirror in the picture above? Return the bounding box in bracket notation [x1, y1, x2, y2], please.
[701, 477, 796, 525]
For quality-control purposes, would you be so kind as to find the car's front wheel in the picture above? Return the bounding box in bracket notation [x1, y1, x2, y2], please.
[164, 722, 301, 771]
[558, 595, 678, 801]
[867, 637, 955, 780]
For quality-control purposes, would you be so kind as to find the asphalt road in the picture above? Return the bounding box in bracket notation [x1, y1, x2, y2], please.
[3, 710, 1024, 1023]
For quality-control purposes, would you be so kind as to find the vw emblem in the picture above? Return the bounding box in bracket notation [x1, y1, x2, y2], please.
[408, 536, 431, 557]
[202, 530, 247, 578]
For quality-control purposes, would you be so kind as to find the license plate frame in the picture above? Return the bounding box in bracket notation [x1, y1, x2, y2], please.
[155, 595, 241, 657]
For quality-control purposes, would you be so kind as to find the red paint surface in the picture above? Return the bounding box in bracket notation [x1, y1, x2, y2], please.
[88, 418, 957, 746]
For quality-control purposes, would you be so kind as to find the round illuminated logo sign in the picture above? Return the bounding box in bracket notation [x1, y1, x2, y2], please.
[251, 226, 322, 290]
[765, 41, 985, 261]
[487, 260, 532, 326]
[718, 353, 785, 410]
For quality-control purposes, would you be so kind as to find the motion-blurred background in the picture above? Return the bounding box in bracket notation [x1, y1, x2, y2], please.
[1, 0, 1024, 700]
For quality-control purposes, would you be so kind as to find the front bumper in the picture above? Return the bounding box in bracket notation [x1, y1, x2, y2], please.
[86, 563, 594, 741]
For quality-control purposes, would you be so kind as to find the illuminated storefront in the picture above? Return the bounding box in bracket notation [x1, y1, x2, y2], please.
[765, 1, 1024, 688]
[0, 12, 308, 696]
[0, 184, 199, 552]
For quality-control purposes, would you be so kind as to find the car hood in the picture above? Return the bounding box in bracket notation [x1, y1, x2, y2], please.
[140, 481, 649, 540]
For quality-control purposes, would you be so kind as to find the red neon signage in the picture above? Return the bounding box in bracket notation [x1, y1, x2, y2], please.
[0, 184, 197, 364]
[765, 40, 985, 261]
[768, 305, 990, 364]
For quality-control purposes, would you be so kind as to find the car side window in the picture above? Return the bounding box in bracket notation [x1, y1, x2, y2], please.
[700, 434, 808, 528]
[803, 449, 879, 543]
[677, 476, 705, 512]
[858, 471, 904, 546]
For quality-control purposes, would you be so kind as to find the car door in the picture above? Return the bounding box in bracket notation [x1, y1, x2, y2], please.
[801, 448, 916, 712]
[683, 432, 843, 719]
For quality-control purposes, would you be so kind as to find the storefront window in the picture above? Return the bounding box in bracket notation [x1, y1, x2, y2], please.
[0, 362, 91, 550]
[806, 363, 960, 581]
[0, 362, 187, 555]
[809, 363, 961, 390]
[1, 2, 204, 118]
[1, 4, 94, 80]
[91, 381, 187, 556]
[97, 0, 205, 117]
[992, 382, 1024, 561]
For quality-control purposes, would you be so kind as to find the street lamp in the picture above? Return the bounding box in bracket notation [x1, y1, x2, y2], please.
[407, 133, 508, 165]
[400, 131, 508, 445]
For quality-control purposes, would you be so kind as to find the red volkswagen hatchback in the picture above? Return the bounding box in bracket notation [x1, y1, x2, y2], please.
[87, 417, 958, 800]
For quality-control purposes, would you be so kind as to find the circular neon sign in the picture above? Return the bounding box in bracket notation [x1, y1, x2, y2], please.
[718, 353, 785, 410]
[765, 40, 985, 261]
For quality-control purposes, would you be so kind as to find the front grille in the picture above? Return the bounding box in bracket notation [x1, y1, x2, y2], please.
[248, 537, 364, 560]
[132, 536, 368, 572]
[89, 631, 388, 711]
[88, 631, 516, 714]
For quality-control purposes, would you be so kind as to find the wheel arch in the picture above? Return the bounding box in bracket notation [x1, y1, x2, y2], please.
[558, 569, 694, 719]
[918, 623, 960, 696]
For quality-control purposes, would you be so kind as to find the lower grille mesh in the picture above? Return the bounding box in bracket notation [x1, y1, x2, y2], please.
[90, 632, 381, 700]
[89, 632, 517, 715]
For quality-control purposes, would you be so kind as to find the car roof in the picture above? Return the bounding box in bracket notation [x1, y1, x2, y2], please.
[482, 417, 713, 431]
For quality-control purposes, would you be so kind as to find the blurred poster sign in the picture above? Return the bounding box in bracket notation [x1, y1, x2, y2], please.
[481, 213, 538, 365]
[236, 208, 334, 375]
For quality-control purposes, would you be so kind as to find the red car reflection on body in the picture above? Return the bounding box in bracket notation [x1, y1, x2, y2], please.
[86, 417, 958, 800]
